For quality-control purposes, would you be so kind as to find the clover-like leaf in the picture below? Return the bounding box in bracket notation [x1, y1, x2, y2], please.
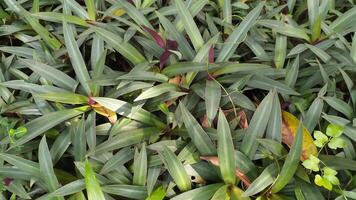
[328, 137, 345, 149]
[326, 124, 344, 137]
[314, 174, 332, 191]
[302, 155, 320, 172]
[313, 131, 328, 148]
[323, 167, 340, 185]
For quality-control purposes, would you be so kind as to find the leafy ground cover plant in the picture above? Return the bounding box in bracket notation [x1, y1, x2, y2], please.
[1, 0, 356, 199]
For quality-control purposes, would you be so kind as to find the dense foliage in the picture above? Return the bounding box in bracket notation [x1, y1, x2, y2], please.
[1, 0, 356, 199]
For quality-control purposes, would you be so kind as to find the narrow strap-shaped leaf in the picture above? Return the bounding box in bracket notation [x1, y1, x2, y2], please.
[100, 147, 134, 174]
[85, 160, 106, 200]
[0, 153, 40, 177]
[274, 34, 287, 69]
[3, 0, 62, 49]
[31, 12, 89, 26]
[271, 121, 304, 193]
[91, 26, 146, 65]
[323, 96, 353, 119]
[133, 144, 148, 186]
[179, 102, 216, 155]
[73, 116, 86, 162]
[101, 184, 148, 200]
[90, 128, 158, 155]
[91, 97, 165, 128]
[19, 59, 77, 91]
[174, 0, 204, 51]
[85, 0, 96, 21]
[36, 92, 88, 105]
[205, 80, 221, 126]
[266, 92, 282, 142]
[134, 83, 178, 102]
[39, 136, 61, 194]
[243, 163, 278, 197]
[116, 1, 152, 28]
[170, 183, 223, 200]
[157, 12, 195, 60]
[307, 0, 321, 42]
[217, 110, 236, 184]
[63, 12, 92, 95]
[159, 145, 191, 191]
[12, 108, 85, 148]
[241, 90, 275, 158]
[217, 2, 264, 62]
[285, 55, 300, 88]
[304, 96, 324, 133]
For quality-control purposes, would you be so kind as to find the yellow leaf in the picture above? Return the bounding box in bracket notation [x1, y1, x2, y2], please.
[113, 8, 126, 17]
[282, 111, 317, 160]
[91, 103, 117, 124]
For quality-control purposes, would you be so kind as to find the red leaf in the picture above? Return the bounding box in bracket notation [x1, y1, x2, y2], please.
[159, 50, 172, 69]
[143, 26, 165, 48]
[208, 46, 214, 63]
[166, 39, 178, 50]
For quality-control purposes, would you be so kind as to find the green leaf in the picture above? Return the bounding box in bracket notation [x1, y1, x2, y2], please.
[326, 124, 344, 137]
[85, 0, 95, 21]
[36, 92, 88, 105]
[174, 0, 204, 51]
[328, 137, 345, 149]
[258, 20, 310, 41]
[170, 183, 223, 200]
[266, 90, 282, 142]
[314, 174, 332, 191]
[205, 80, 221, 126]
[211, 185, 228, 200]
[85, 160, 105, 200]
[304, 96, 324, 133]
[241, 90, 274, 158]
[135, 83, 178, 102]
[302, 155, 320, 172]
[31, 12, 89, 26]
[243, 164, 278, 197]
[271, 121, 303, 193]
[0, 153, 40, 178]
[324, 96, 353, 119]
[159, 145, 191, 191]
[307, 0, 321, 41]
[145, 186, 165, 200]
[313, 131, 328, 148]
[133, 144, 148, 186]
[100, 147, 134, 174]
[91, 128, 158, 155]
[179, 102, 216, 155]
[3, 0, 62, 49]
[91, 26, 146, 65]
[12, 108, 85, 148]
[217, 109, 236, 184]
[39, 136, 61, 194]
[322, 167, 339, 185]
[63, 17, 92, 95]
[274, 34, 287, 69]
[19, 59, 78, 91]
[217, 2, 264, 61]
[101, 185, 148, 200]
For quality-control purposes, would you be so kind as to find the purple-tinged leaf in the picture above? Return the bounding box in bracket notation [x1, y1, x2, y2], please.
[166, 39, 178, 50]
[160, 50, 172, 69]
[209, 46, 215, 63]
[4, 178, 13, 186]
[143, 26, 165, 48]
